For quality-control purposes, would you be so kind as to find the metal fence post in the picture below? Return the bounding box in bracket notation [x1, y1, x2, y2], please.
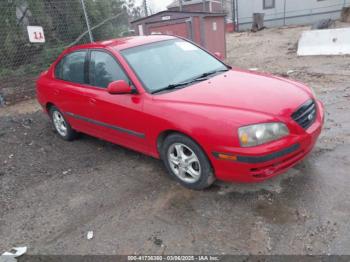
[80, 0, 94, 42]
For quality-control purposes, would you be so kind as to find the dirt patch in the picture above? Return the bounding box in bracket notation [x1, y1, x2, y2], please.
[0, 99, 41, 117]
[341, 7, 350, 23]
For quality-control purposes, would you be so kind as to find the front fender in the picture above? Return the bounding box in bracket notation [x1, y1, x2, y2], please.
[144, 99, 277, 158]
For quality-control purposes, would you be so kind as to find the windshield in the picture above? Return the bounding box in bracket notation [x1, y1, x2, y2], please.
[121, 39, 228, 93]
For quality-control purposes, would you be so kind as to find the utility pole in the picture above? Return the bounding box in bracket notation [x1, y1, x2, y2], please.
[235, 0, 239, 31]
[283, 0, 287, 26]
[80, 0, 93, 42]
[203, 0, 206, 12]
[143, 0, 148, 17]
[232, 0, 236, 27]
[179, 0, 183, 11]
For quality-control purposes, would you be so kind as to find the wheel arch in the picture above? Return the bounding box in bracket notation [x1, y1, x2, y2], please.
[45, 102, 55, 113]
[157, 130, 178, 155]
[156, 129, 214, 170]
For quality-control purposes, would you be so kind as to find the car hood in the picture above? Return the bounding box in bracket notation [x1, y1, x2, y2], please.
[153, 69, 312, 117]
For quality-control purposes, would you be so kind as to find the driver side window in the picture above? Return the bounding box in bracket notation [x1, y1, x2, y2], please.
[89, 51, 129, 88]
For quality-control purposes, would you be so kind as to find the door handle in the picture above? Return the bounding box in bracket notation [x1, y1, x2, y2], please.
[88, 98, 97, 105]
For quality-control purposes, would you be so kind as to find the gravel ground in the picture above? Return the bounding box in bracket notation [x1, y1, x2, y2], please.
[1, 25, 350, 256]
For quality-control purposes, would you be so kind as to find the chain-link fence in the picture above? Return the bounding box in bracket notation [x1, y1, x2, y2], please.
[0, 0, 133, 105]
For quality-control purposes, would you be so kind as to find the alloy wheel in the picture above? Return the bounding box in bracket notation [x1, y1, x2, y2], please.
[52, 110, 68, 137]
[167, 143, 201, 183]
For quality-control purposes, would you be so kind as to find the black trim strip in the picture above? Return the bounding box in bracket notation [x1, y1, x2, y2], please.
[65, 112, 145, 138]
[213, 143, 300, 164]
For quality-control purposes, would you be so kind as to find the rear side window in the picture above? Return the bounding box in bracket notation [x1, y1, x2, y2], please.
[89, 51, 128, 88]
[55, 51, 87, 84]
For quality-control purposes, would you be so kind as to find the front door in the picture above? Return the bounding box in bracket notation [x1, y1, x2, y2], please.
[85, 50, 149, 154]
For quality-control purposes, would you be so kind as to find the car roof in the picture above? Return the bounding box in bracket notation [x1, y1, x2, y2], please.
[70, 35, 177, 52]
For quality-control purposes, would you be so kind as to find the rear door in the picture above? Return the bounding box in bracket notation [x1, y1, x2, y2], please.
[51, 50, 96, 133]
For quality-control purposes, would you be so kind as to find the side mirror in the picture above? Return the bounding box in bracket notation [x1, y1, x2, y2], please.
[214, 52, 223, 60]
[107, 80, 132, 95]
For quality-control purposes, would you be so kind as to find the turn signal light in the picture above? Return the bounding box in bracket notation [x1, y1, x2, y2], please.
[218, 154, 237, 161]
[240, 133, 249, 145]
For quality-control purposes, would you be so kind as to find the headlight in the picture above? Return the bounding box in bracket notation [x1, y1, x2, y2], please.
[238, 122, 289, 147]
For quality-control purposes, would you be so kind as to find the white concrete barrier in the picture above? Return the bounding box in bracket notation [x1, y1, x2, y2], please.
[297, 27, 350, 56]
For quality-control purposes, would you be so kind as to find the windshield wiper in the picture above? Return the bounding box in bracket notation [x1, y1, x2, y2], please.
[151, 84, 186, 94]
[152, 68, 229, 94]
[196, 68, 229, 79]
[152, 78, 206, 94]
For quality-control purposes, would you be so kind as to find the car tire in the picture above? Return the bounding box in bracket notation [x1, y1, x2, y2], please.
[49, 106, 78, 141]
[161, 133, 215, 190]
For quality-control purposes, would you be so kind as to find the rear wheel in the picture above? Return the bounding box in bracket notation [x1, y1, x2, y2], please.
[49, 106, 78, 141]
[161, 133, 215, 190]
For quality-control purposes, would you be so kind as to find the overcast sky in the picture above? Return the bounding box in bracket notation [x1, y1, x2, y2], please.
[136, 0, 174, 12]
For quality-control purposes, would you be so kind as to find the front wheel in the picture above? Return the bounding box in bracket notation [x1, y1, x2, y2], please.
[161, 134, 215, 190]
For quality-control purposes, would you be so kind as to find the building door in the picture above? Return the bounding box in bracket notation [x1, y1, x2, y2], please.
[138, 24, 144, 36]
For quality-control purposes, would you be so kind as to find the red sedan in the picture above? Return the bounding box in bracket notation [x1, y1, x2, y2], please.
[36, 35, 324, 190]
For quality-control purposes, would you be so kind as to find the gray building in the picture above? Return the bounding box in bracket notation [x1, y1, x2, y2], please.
[234, 0, 350, 31]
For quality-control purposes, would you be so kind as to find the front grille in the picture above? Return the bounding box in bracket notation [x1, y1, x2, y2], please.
[292, 99, 317, 129]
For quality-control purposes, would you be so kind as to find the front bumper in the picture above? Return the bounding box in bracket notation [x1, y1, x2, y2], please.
[211, 100, 324, 182]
